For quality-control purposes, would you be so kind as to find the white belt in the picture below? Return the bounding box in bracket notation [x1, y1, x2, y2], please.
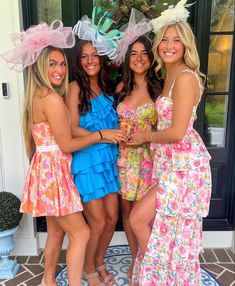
[36, 144, 60, 152]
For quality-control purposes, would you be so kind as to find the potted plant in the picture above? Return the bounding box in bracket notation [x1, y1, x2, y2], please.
[0, 191, 23, 279]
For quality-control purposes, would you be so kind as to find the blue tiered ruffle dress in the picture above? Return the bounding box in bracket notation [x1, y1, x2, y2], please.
[71, 92, 120, 203]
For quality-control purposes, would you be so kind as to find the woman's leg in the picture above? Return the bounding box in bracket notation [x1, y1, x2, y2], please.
[55, 212, 90, 286]
[96, 193, 118, 283]
[83, 198, 106, 285]
[41, 217, 65, 286]
[121, 198, 138, 279]
[130, 187, 157, 255]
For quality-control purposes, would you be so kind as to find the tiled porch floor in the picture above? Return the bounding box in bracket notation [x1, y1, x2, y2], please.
[0, 248, 234, 286]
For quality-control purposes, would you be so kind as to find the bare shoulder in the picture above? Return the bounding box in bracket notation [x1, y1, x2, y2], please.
[174, 71, 199, 92]
[69, 80, 80, 93]
[45, 92, 64, 103]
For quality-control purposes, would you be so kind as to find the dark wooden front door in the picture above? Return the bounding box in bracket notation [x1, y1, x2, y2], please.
[22, 0, 235, 232]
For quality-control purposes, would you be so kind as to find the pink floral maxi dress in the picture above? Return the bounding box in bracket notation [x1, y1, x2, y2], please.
[117, 102, 157, 201]
[132, 70, 212, 285]
[20, 122, 83, 217]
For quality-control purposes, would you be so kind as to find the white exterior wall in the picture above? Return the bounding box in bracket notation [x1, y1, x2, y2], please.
[0, 0, 38, 255]
[0, 0, 234, 255]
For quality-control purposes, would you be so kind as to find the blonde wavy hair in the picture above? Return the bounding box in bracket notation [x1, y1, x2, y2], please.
[152, 21, 205, 85]
[22, 46, 69, 158]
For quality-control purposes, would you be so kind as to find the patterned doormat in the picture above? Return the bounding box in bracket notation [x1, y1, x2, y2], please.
[56, 245, 222, 286]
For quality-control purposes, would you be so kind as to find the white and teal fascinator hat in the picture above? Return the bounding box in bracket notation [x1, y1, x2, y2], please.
[73, 6, 123, 60]
[150, 0, 193, 34]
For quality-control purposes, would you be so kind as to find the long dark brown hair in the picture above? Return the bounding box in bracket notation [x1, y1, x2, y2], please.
[72, 39, 111, 114]
[117, 35, 163, 104]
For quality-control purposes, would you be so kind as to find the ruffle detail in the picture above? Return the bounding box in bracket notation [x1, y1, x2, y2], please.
[80, 93, 118, 131]
[72, 144, 120, 202]
[72, 92, 120, 202]
[151, 129, 211, 171]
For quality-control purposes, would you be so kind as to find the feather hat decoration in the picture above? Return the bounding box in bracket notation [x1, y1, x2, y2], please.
[150, 0, 194, 34]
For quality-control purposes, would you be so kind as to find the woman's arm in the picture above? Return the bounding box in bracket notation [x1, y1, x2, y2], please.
[66, 81, 91, 137]
[66, 81, 123, 143]
[44, 93, 126, 153]
[128, 73, 200, 145]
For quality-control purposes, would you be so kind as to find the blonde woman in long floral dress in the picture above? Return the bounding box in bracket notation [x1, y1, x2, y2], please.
[128, 5, 212, 285]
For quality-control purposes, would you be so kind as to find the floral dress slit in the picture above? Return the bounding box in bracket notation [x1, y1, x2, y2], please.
[132, 70, 212, 286]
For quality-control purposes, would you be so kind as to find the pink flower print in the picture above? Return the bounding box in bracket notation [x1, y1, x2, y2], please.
[182, 141, 192, 152]
[42, 160, 49, 168]
[162, 161, 168, 172]
[179, 246, 186, 255]
[169, 240, 176, 251]
[160, 223, 169, 236]
[45, 171, 51, 179]
[188, 254, 195, 260]
[173, 143, 182, 152]
[156, 199, 161, 210]
[182, 207, 191, 215]
[136, 147, 143, 154]
[153, 258, 160, 264]
[199, 178, 204, 187]
[168, 274, 175, 283]
[145, 267, 152, 273]
[165, 147, 172, 158]
[176, 171, 185, 180]
[163, 107, 171, 119]
[141, 158, 153, 170]
[200, 145, 205, 152]
[200, 165, 206, 172]
[193, 160, 200, 167]
[157, 186, 165, 195]
[152, 273, 160, 281]
[145, 282, 156, 286]
[170, 201, 178, 211]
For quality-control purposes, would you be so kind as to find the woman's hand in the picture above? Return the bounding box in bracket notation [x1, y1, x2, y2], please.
[101, 129, 128, 144]
[127, 132, 148, 146]
[115, 82, 125, 93]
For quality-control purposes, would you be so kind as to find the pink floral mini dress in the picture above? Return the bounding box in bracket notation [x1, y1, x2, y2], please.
[20, 122, 83, 217]
[132, 70, 212, 285]
[117, 102, 157, 201]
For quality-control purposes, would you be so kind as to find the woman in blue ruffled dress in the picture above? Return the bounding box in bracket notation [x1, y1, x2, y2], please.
[66, 39, 125, 286]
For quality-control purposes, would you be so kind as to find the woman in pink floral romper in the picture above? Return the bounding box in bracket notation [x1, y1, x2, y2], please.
[127, 10, 212, 286]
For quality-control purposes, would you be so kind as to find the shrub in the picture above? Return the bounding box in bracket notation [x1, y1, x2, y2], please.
[0, 191, 23, 232]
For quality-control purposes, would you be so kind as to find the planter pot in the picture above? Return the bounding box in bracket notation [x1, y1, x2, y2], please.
[0, 226, 20, 279]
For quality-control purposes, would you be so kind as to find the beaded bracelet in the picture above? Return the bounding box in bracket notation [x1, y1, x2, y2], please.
[98, 130, 103, 140]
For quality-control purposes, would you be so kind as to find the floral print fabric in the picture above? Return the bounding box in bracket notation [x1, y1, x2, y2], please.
[117, 102, 157, 201]
[133, 212, 203, 286]
[133, 70, 212, 285]
[20, 122, 83, 217]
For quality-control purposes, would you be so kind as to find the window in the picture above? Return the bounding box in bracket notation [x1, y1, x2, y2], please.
[204, 0, 234, 148]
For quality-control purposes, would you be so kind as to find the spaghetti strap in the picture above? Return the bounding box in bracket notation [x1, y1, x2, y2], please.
[169, 69, 203, 100]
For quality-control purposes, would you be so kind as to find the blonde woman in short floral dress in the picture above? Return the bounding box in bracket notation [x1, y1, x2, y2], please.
[128, 16, 212, 286]
[116, 35, 162, 283]
[1, 22, 126, 286]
